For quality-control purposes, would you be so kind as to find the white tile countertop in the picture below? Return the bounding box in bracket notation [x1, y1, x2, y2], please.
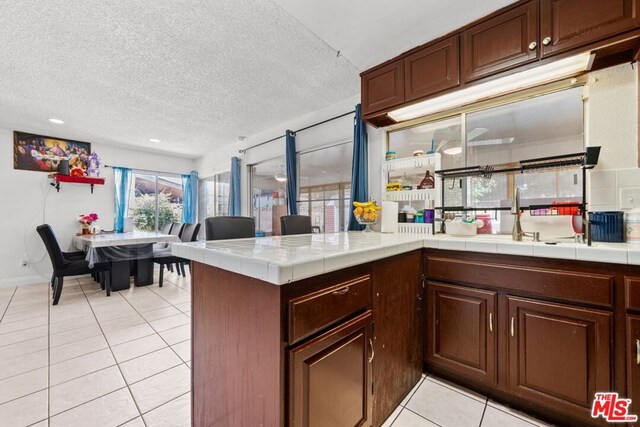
[172, 232, 640, 285]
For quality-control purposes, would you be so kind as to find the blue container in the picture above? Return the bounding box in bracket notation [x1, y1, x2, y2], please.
[589, 211, 624, 242]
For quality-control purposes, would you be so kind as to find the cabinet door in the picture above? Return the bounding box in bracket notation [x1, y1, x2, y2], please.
[361, 60, 404, 115]
[628, 315, 640, 424]
[541, 0, 640, 57]
[426, 282, 497, 385]
[405, 35, 460, 102]
[289, 311, 373, 427]
[372, 251, 423, 425]
[507, 296, 611, 420]
[462, 1, 539, 82]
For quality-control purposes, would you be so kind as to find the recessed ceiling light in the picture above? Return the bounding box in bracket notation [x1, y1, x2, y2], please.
[149, 138, 161, 143]
[48, 118, 64, 124]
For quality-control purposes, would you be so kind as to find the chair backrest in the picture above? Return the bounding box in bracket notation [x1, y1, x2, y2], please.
[181, 223, 201, 243]
[161, 222, 173, 234]
[205, 216, 255, 240]
[170, 223, 184, 236]
[280, 215, 313, 236]
[36, 224, 66, 272]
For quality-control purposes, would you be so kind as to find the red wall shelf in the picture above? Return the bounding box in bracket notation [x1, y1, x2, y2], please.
[50, 174, 106, 193]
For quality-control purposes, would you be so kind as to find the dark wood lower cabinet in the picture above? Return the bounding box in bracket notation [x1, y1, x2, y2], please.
[507, 296, 612, 420]
[289, 311, 373, 427]
[628, 315, 640, 425]
[372, 252, 423, 425]
[426, 282, 497, 385]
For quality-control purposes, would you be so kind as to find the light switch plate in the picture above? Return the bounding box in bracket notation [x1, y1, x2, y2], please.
[620, 188, 640, 209]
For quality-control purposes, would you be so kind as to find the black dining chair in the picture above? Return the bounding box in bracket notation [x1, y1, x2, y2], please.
[155, 222, 175, 272]
[205, 216, 255, 240]
[280, 215, 313, 236]
[153, 223, 201, 287]
[170, 223, 185, 237]
[37, 224, 111, 305]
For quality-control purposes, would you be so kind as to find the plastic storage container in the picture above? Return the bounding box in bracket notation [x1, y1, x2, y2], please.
[589, 211, 624, 242]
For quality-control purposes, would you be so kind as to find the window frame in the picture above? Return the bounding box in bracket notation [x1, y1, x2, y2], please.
[128, 170, 184, 232]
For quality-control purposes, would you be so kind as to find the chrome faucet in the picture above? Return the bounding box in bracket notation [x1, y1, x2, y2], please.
[511, 187, 524, 241]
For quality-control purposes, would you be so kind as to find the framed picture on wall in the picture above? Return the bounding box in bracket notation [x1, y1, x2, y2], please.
[13, 131, 92, 173]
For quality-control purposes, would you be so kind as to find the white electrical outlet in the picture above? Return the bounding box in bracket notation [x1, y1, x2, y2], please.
[620, 188, 640, 209]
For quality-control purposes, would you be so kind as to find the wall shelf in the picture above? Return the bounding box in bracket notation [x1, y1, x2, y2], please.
[50, 174, 106, 193]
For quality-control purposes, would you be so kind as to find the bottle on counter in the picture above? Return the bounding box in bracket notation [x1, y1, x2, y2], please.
[418, 170, 435, 189]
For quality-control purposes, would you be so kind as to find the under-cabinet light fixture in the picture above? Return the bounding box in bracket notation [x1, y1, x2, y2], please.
[48, 118, 64, 124]
[388, 52, 593, 123]
[149, 138, 161, 143]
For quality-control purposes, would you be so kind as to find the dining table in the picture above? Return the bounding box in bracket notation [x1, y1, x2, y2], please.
[73, 231, 180, 291]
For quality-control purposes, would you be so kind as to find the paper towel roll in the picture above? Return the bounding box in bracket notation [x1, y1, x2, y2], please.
[381, 201, 398, 233]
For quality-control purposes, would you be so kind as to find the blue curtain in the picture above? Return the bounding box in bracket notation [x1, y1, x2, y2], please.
[348, 104, 368, 230]
[229, 157, 241, 216]
[181, 171, 198, 223]
[113, 167, 132, 233]
[285, 130, 298, 215]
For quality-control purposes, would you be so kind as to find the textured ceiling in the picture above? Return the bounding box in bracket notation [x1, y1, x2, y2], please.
[272, 0, 516, 70]
[0, 1, 516, 158]
[0, 0, 360, 158]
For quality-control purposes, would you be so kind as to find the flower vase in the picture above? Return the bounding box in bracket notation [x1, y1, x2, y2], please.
[81, 224, 91, 235]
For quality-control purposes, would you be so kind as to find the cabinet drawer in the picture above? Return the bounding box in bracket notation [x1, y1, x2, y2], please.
[426, 256, 613, 307]
[289, 275, 372, 344]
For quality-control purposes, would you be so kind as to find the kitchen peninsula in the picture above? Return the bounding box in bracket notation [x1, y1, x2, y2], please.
[174, 232, 640, 427]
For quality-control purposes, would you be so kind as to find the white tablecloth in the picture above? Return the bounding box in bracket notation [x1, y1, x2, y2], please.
[73, 232, 180, 267]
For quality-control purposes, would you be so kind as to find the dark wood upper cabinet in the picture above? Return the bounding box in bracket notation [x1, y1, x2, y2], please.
[540, 0, 640, 57]
[462, 1, 539, 82]
[289, 311, 373, 427]
[426, 281, 497, 385]
[507, 296, 611, 420]
[404, 35, 460, 102]
[361, 59, 404, 115]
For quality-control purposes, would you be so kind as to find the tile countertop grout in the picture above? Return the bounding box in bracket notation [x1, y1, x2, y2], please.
[171, 232, 640, 285]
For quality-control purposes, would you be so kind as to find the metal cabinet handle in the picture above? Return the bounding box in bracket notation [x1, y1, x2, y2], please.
[542, 36, 552, 46]
[636, 339, 640, 365]
[368, 338, 375, 363]
[489, 312, 493, 333]
[510, 317, 515, 337]
[528, 41, 537, 50]
[332, 287, 349, 296]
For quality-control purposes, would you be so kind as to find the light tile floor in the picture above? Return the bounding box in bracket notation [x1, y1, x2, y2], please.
[0, 270, 551, 427]
[0, 271, 192, 427]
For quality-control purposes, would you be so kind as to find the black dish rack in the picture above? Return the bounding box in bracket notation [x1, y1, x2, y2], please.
[433, 147, 601, 235]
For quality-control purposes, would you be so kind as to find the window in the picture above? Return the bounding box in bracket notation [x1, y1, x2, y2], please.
[387, 86, 584, 234]
[298, 142, 353, 233]
[250, 157, 287, 236]
[199, 172, 230, 219]
[128, 172, 184, 232]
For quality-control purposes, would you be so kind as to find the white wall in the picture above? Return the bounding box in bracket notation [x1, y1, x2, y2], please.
[587, 63, 639, 210]
[1, 127, 195, 287]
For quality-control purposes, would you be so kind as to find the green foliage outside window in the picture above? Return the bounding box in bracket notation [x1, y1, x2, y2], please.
[131, 192, 181, 231]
